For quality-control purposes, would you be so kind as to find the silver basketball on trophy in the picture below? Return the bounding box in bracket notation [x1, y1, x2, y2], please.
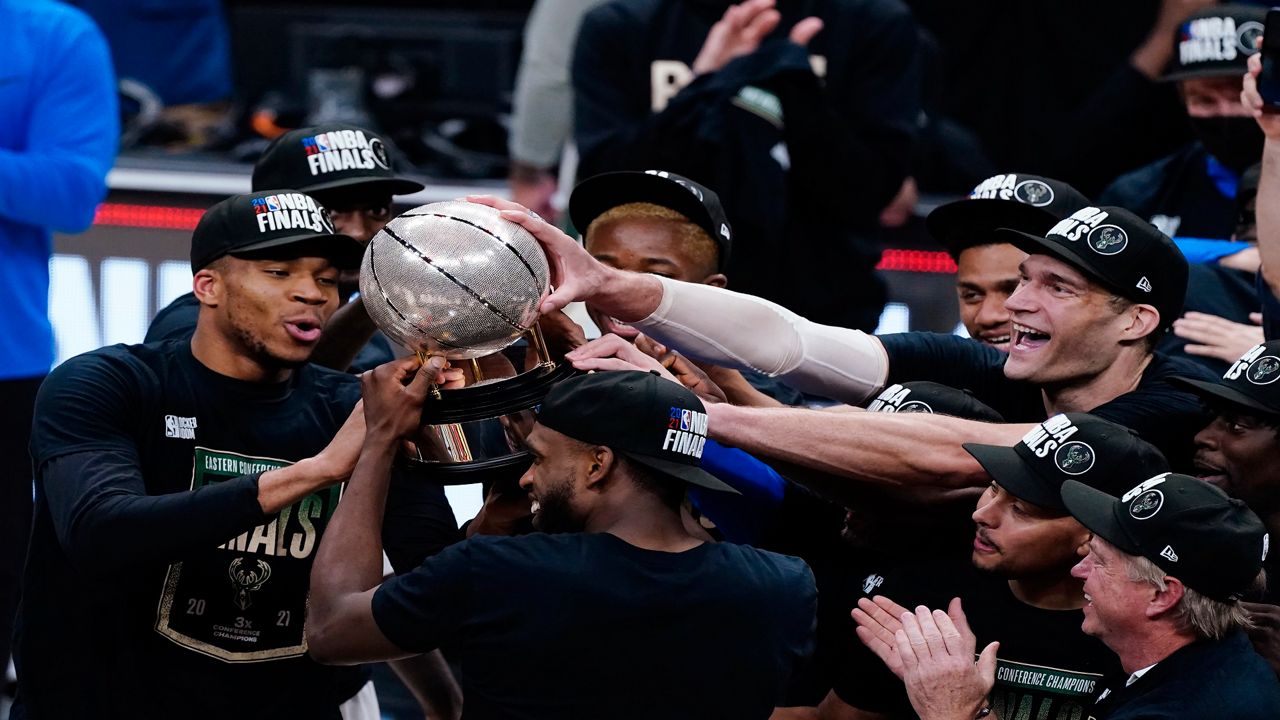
[359, 200, 550, 360]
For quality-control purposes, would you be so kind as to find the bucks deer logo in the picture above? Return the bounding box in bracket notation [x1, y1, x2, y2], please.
[228, 558, 272, 611]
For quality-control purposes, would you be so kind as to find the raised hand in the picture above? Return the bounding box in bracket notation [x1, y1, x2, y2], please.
[564, 333, 679, 382]
[852, 594, 914, 679]
[634, 334, 728, 404]
[895, 599, 998, 720]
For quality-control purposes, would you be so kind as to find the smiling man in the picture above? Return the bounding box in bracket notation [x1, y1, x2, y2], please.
[472, 195, 1213, 502]
[926, 173, 1091, 351]
[11, 191, 459, 720]
[832, 414, 1166, 720]
[306, 368, 816, 720]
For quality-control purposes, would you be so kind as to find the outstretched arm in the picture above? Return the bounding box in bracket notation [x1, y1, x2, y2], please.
[705, 403, 1028, 504]
[308, 357, 456, 665]
[468, 195, 891, 404]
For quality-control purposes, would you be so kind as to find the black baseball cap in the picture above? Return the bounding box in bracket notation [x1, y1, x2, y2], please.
[995, 206, 1188, 330]
[1163, 5, 1265, 82]
[536, 370, 738, 493]
[927, 173, 1092, 259]
[1063, 473, 1268, 602]
[569, 170, 733, 271]
[864, 381, 1004, 423]
[964, 413, 1170, 513]
[1171, 340, 1280, 418]
[252, 124, 425, 198]
[190, 190, 363, 272]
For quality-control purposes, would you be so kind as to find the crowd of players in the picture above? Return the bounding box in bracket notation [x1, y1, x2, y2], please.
[9, 1, 1280, 719]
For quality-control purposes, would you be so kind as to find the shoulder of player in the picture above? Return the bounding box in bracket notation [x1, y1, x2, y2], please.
[293, 362, 361, 405]
[1100, 144, 1200, 204]
[1141, 352, 1218, 386]
[582, 0, 662, 30]
[45, 341, 170, 393]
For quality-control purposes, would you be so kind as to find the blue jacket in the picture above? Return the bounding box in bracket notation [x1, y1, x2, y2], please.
[0, 0, 118, 379]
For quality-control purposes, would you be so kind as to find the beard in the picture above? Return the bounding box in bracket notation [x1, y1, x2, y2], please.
[230, 321, 307, 372]
[532, 480, 584, 534]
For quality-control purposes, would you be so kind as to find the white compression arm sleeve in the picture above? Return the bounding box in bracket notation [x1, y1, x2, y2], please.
[631, 277, 890, 405]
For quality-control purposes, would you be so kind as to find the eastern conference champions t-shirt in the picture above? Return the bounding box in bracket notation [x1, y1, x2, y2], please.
[373, 532, 818, 720]
[834, 562, 1120, 720]
[17, 340, 456, 719]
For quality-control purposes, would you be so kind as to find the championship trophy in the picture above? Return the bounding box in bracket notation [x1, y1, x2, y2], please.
[359, 200, 576, 481]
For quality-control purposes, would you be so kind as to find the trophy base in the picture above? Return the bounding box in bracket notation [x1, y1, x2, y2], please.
[400, 361, 578, 485]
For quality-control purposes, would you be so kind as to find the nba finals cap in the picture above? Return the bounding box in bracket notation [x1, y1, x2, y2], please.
[1163, 5, 1265, 82]
[190, 190, 363, 272]
[963, 413, 1170, 513]
[1172, 340, 1280, 418]
[536, 370, 739, 493]
[569, 170, 734, 271]
[864, 381, 1004, 423]
[252, 123, 425, 197]
[995, 206, 1188, 330]
[927, 173, 1092, 259]
[1063, 473, 1268, 602]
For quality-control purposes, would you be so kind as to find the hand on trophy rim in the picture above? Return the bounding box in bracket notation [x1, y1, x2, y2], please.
[564, 333, 681, 384]
[466, 194, 612, 315]
[361, 356, 465, 441]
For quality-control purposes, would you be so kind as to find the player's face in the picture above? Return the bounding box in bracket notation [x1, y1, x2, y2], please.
[1071, 539, 1150, 643]
[325, 198, 394, 245]
[215, 256, 340, 369]
[1193, 411, 1280, 515]
[519, 424, 591, 533]
[585, 216, 724, 339]
[1181, 76, 1250, 118]
[955, 243, 1026, 351]
[1002, 255, 1135, 385]
[971, 482, 1088, 578]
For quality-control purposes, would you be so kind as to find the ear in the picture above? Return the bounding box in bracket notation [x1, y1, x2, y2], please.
[192, 268, 223, 308]
[582, 446, 616, 491]
[1123, 303, 1161, 345]
[702, 273, 728, 289]
[1145, 575, 1186, 619]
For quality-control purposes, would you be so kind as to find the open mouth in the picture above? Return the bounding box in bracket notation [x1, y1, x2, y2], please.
[284, 320, 322, 343]
[1012, 322, 1050, 351]
[1084, 592, 1093, 608]
[1193, 458, 1228, 488]
[973, 531, 999, 554]
[530, 498, 541, 514]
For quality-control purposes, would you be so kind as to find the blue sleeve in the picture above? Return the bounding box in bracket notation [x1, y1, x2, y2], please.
[687, 439, 786, 544]
[0, 6, 118, 233]
[1173, 238, 1252, 265]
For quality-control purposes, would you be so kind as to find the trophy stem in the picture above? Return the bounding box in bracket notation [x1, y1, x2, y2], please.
[526, 323, 556, 369]
[469, 357, 485, 382]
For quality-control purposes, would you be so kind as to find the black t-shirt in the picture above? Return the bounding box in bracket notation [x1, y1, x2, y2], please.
[372, 532, 817, 720]
[878, 333, 1216, 471]
[834, 561, 1120, 719]
[1088, 631, 1280, 720]
[145, 292, 397, 373]
[1099, 143, 1235, 241]
[15, 340, 457, 719]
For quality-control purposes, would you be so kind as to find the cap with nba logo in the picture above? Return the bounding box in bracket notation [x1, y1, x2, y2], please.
[864, 381, 1004, 423]
[1163, 4, 1266, 82]
[926, 173, 1092, 259]
[535, 370, 738, 493]
[1063, 473, 1268, 602]
[252, 123, 425, 197]
[963, 413, 1170, 512]
[568, 170, 733, 271]
[190, 190, 363, 272]
[1171, 339, 1280, 418]
[995, 206, 1188, 330]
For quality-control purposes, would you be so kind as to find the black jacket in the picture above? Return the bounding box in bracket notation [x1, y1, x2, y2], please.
[1089, 631, 1280, 719]
[572, 0, 921, 329]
